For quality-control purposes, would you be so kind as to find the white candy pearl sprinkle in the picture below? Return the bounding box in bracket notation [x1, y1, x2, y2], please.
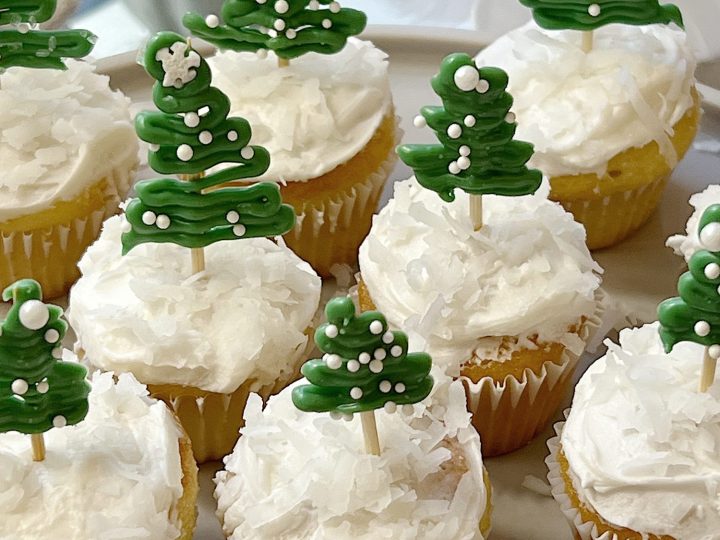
[199, 131, 213, 145]
[369, 320, 383, 335]
[390, 345, 403, 357]
[329, 2, 341, 13]
[343, 413, 353, 422]
[459, 145, 471, 157]
[156, 215, 171, 230]
[322, 18, 332, 28]
[37, 381, 49, 394]
[350, 387, 363, 400]
[227, 130, 238, 142]
[326, 354, 342, 369]
[379, 380, 392, 393]
[148, 144, 160, 152]
[369, 359, 384, 373]
[505, 112, 516, 123]
[184, 112, 200, 128]
[241, 147, 255, 160]
[205, 14, 220, 28]
[695, 321, 711, 337]
[476, 79, 490, 93]
[226, 211, 240, 224]
[233, 224, 247, 237]
[19, 301, 49, 330]
[447, 123, 462, 139]
[706, 263, 720, 280]
[700, 223, 720, 252]
[257, 49, 268, 59]
[710, 345, 720, 359]
[275, 0, 289, 13]
[274, 19, 286, 31]
[120, 218, 132, 233]
[52, 347, 63, 359]
[454, 65, 480, 92]
[53, 416, 67, 428]
[309, 0, 319, 9]
[464, 115, 476, 127]
[142, 211, 157, 226]
[374, 348, 387, 360]
[402, 405, 414, 416]
[384, 402, 397, 414]
[588, 4, 601, 17]
[325, 324, 339, 338]
[457, 156, 471, 171]
[330, 411, 342, 420]
[12, 379, 28, 396]
[286, 28, 297, 39]
[449, 161, 461, 175]
[359, 352, 371, 364]
[413, 115, 427, 128]
[347, 360, 360, 373]
[382, 331, 394, 344]
[177, 144, 193, 161]
[395, 382, 406, 393]
[44, 329, 60, 344]
[257, 0, 266, 3]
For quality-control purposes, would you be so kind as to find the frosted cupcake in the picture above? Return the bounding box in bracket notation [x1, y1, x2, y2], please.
[476, 3, 699, 249]
[667, 185, 720, 262]
[0, 4, 138, 298]
[215, 297, 492, 539]
[184, 1, 395, 276]
[69, 33, 322, 463]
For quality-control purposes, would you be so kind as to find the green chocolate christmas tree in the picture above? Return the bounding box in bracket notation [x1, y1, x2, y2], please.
[519, 0, 684, 31]
[658, 205, 720, 392]
[398, 53, 541, 215]
[0, 279, 90, 460]
[0, 0, 95, 70]
[123, 32, 295, 255]
[183, 0, 366, 61]
[293, 297, 433, 454]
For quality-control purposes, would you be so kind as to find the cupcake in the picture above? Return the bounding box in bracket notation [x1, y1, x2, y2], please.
[183, 1, 396, 276]
[0, 279, 197, 540]
[667, 185, 720, 262]
[215, 297, 492, 539]
[0, 4, 139, 299]
[546, 323, 720, 539]
[359, 53, 603, 456]
[475, 3, 699, 249]
[68, 33, 321, 463]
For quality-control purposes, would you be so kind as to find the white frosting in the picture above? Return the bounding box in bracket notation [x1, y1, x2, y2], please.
[208, 38, 392, 183]
[0, 60, 138, 221]
[358, 178, 602, 372]
[215, 372, 488, 539]
[68, 215, 321, 394]
[668, 185, 720, 261]
[475, 22, 696, 178]
[562, 323, 720, 539]
[0, 369, 185, 540]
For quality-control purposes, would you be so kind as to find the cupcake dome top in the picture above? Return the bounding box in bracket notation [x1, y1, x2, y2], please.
[358, 178, 601, 371]
[0, 370, 187, 540]
[215, 375, 488, 539]
[474, 21, 696, 178]
[561, 323, 720, 538]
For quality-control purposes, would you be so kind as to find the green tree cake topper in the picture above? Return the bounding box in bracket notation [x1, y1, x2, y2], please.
[519, 0, 684, 31]
[658, 205, 720, 393]
[0, 279, 90, 461]
[0, 0, 96, 70]
[124, 32, 295, 261]
[183, 0, 367, 64]
[292, 296, 433, 455]
[398, 53, 541, 230]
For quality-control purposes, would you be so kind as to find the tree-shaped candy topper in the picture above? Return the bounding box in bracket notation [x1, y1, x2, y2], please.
[0, 279, 90, 461]
[292, 296, 433, 455]
[398, 53, 542, 231]
[126, 32, 295, 273]
[0, 0, 95, 70]
[183, 0, 367, 67]
[658, 205, 720, 393]
[519, 0, 684, 52]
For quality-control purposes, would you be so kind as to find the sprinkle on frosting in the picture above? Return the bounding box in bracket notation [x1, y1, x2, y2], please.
[667, 185, 720, 261]
[562, 323, 720, 538]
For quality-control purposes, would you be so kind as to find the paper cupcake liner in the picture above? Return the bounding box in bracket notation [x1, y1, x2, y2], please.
[0, 163, 136, 299]
[281, 121, 400, 277]
[462, 290, 606, 457]
[552, 173, 669, 251]
[176, 425, 199, 540]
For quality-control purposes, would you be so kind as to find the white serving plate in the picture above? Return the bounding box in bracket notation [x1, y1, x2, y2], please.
[94, 26, 720, 540]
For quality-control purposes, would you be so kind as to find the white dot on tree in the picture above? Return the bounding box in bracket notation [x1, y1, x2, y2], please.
[447, 123, 462, 139]
[374, 348, 387, 360]
[476, 79, 490, 93]
[329, 2, 341, 13]
[700, 223, 720, 252]
[19, 300, 49, 330]
[330, 411, 342, 420]
[37, 381, 49, 394]
[347, 360, 360, 372]
[588, 3, 601, 17]
[464, 115, 476, 127]
[286, 28, 297, 39]
[350, 387, 363, 400]
[257, 49, 269, 59]
[241, 147, 255, 160]
[142, 211, 157, 226]
[156, 215, 171, 230]
[233, 224, 247, 237]
[457, 156, 471, 171]
[149, 144, 160, 152]
[413, 115, 427, 128]
[343, 413, 353, 422]
[308, 0, 319, 9]
[205, 14, 220, 28]
[274, 19, 286, 31]
[369, 320, 383, 335]
[369, 359, 383, 373]
[395, 383, 406, 393]
[384, 401, 397, 414]
[44, 329, 60, 344]
[710, 345, 720, 359]
[275, 0, 289, 13]
[257, 0, 266, 4]
[322, 18, 332, 28]
[359, 352, 371, 364]
[453, 65, 480, 92]
[199, 131, 213, 145]
[227, 131, 239, 142]
[379, 380, 392, 393]
[382, 331, 394, 344]
[705, 263, 720, 280]
[226, 211, 240, 224]
[402, 404, 414, 416]
[177, 144, 193, 161]
[459, 145, 471, 157]
[449, 161, 461, 175]
[52, 347, 63, 359]
[505, 112, 517, 124]
[53, 416, 67, 428]
[184, 112, 200, 128]
[326, 354, 342, 369]
[390, 345, 403, 357]
[325, 324, 339, 338]
[695, 321, 711, 337]
[11, 379, 28, 396]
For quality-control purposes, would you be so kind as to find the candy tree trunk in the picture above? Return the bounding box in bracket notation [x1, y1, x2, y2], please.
[582, 31, 594, 52]
[701, 349, 718, 393]
[360, 411, 381, 455]
[470, 195, 483, 231]
[31, 434, 46, 462]
[179, 172, 207, 274]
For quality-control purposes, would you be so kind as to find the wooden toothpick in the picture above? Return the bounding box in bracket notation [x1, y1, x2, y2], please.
[700, 347, 718, 393]
[470, 195, 483, 232]
[278, 57, 289, 68]
[180, 173, 207, 274]
[582, 31, 594, 53]
[31, 433, 46, 462]
[360, 411, 381, 456]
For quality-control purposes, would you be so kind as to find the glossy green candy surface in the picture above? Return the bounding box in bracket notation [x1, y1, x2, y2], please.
[398, 53, 542, 203]
[519, 0, 683, 31]
[0, 0, 95, 70]
[184, 0, 366, 60]
[123, 32, 295, 253]
[658, 205, 720, 352]
[292, 297, 434, 415]
[0, 279, 89, 435]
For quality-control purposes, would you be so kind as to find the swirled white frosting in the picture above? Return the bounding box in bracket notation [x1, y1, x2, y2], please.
[667, 185, 720, 261]
[68, 215, 321, 394]
[0, 60, 138, 222]
[215, 372, 488, 539]
[208, 38, 391, 183]
[475, 22, 696, 178]
[0, 369, 185, 540]
[562, 323, 720, 539]
[358, 178, 602, 372]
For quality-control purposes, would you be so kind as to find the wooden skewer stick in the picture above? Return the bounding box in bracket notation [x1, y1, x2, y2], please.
[470, 195, 483, 232]
[360, 411, 381, 456]
[700, 347, 718, 393]
[278, 57, 290, 68]
[31, 433, 46, 462]
[581, 31, 594, 53]
[179, 173, 206, 274]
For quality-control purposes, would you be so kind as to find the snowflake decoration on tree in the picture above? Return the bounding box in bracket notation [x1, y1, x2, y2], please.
[155, 42, 201, 89]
